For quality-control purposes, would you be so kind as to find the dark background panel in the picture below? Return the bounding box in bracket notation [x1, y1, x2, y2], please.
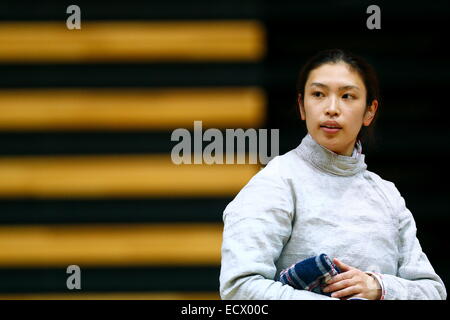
[0, 266, 220, 293]
[0, 0, 265, 21]
[0, 63, 264, 88]
[0, 198, 230, 224]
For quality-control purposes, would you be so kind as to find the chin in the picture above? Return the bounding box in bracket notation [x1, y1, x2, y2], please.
[315, 134, 341, 152]
[323, 143, 341, 154]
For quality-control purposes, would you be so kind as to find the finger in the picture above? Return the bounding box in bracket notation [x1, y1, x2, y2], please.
[325, 270, 354, 285]
[331, 285, 361, 299]
[333, 258, 352, 272]
[323, 278, 354, 293]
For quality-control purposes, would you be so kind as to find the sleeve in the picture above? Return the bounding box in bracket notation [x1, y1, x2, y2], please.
[378, 184, 447, 300]
[219, 157, 338, 300]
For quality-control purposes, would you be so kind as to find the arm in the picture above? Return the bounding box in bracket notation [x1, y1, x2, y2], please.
[379, 189, 447, 300]
[219, 158, 338, 300]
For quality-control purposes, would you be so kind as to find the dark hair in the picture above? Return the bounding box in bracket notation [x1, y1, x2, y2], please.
[296, 48, 380, 150]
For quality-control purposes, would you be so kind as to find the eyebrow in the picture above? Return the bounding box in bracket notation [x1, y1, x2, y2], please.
[310, 82, 360, 91]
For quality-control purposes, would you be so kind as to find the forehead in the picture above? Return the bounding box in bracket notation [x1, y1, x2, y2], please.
[306, 62, 365, 89]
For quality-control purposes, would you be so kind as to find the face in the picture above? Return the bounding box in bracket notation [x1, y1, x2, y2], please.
[298, 62, 378, 156]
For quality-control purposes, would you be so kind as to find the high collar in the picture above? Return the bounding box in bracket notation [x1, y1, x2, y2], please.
[295, 133, 367, 176]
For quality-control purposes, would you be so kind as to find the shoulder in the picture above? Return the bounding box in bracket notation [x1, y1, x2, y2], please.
[257, 149, 302, 181]
[247, 149, 297, 181]
[364, 170, 411, 222]
[223, 151, 297, 217]
[364, 170, 400, 198]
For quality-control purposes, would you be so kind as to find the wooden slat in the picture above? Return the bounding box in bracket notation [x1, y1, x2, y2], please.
[0, 88, 265, 130]
[0, 21, 265, 62]
[0, 154, 259, 198]
[0, 292, 220, 300]
[0, 223, 222, 267]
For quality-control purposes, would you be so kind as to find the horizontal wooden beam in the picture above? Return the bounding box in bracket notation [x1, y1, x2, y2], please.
[0, 87, 265, 130]
[0, 223, 222, 267]
[0, 154, 258, 198]
[0, 21, 265, 62]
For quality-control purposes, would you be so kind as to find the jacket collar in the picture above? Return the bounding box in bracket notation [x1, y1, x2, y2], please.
[296, 133, 367, 176]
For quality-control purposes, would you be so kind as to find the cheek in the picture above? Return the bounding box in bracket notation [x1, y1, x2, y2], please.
[302, 100, 320, 120]
[303, 110, 321, 125]
[346, 111, 366, 130]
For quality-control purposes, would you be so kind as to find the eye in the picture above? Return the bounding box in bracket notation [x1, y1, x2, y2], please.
[342, 93, 355, 99]
[312, 91, 324, 98]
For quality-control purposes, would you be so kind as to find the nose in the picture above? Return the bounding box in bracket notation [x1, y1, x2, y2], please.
[325, 96, 340, 117]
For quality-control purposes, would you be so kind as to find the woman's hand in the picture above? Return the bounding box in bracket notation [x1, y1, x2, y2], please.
[322, 258, 381, 300]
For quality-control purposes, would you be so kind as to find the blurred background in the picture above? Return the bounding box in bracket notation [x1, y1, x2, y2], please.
[0, 0, 448, 299]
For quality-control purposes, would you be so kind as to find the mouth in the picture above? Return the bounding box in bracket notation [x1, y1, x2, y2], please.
[320, 125, 341, 133]
[320, 125, 341, 129]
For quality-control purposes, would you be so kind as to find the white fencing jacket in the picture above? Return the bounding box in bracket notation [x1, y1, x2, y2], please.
[220, 133, 446, 300]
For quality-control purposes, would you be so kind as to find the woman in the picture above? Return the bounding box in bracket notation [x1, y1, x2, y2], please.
[219, 49, 447, 300]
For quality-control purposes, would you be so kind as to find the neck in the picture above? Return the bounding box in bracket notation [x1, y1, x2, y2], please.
[296, 133, 366, 176]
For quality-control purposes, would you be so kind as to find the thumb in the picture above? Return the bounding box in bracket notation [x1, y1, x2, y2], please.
[333, 258, 352, 272]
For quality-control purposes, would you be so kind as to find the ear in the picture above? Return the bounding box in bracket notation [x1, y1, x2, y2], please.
[363, 99, 378, 126]
[298, 94, 306, 121]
